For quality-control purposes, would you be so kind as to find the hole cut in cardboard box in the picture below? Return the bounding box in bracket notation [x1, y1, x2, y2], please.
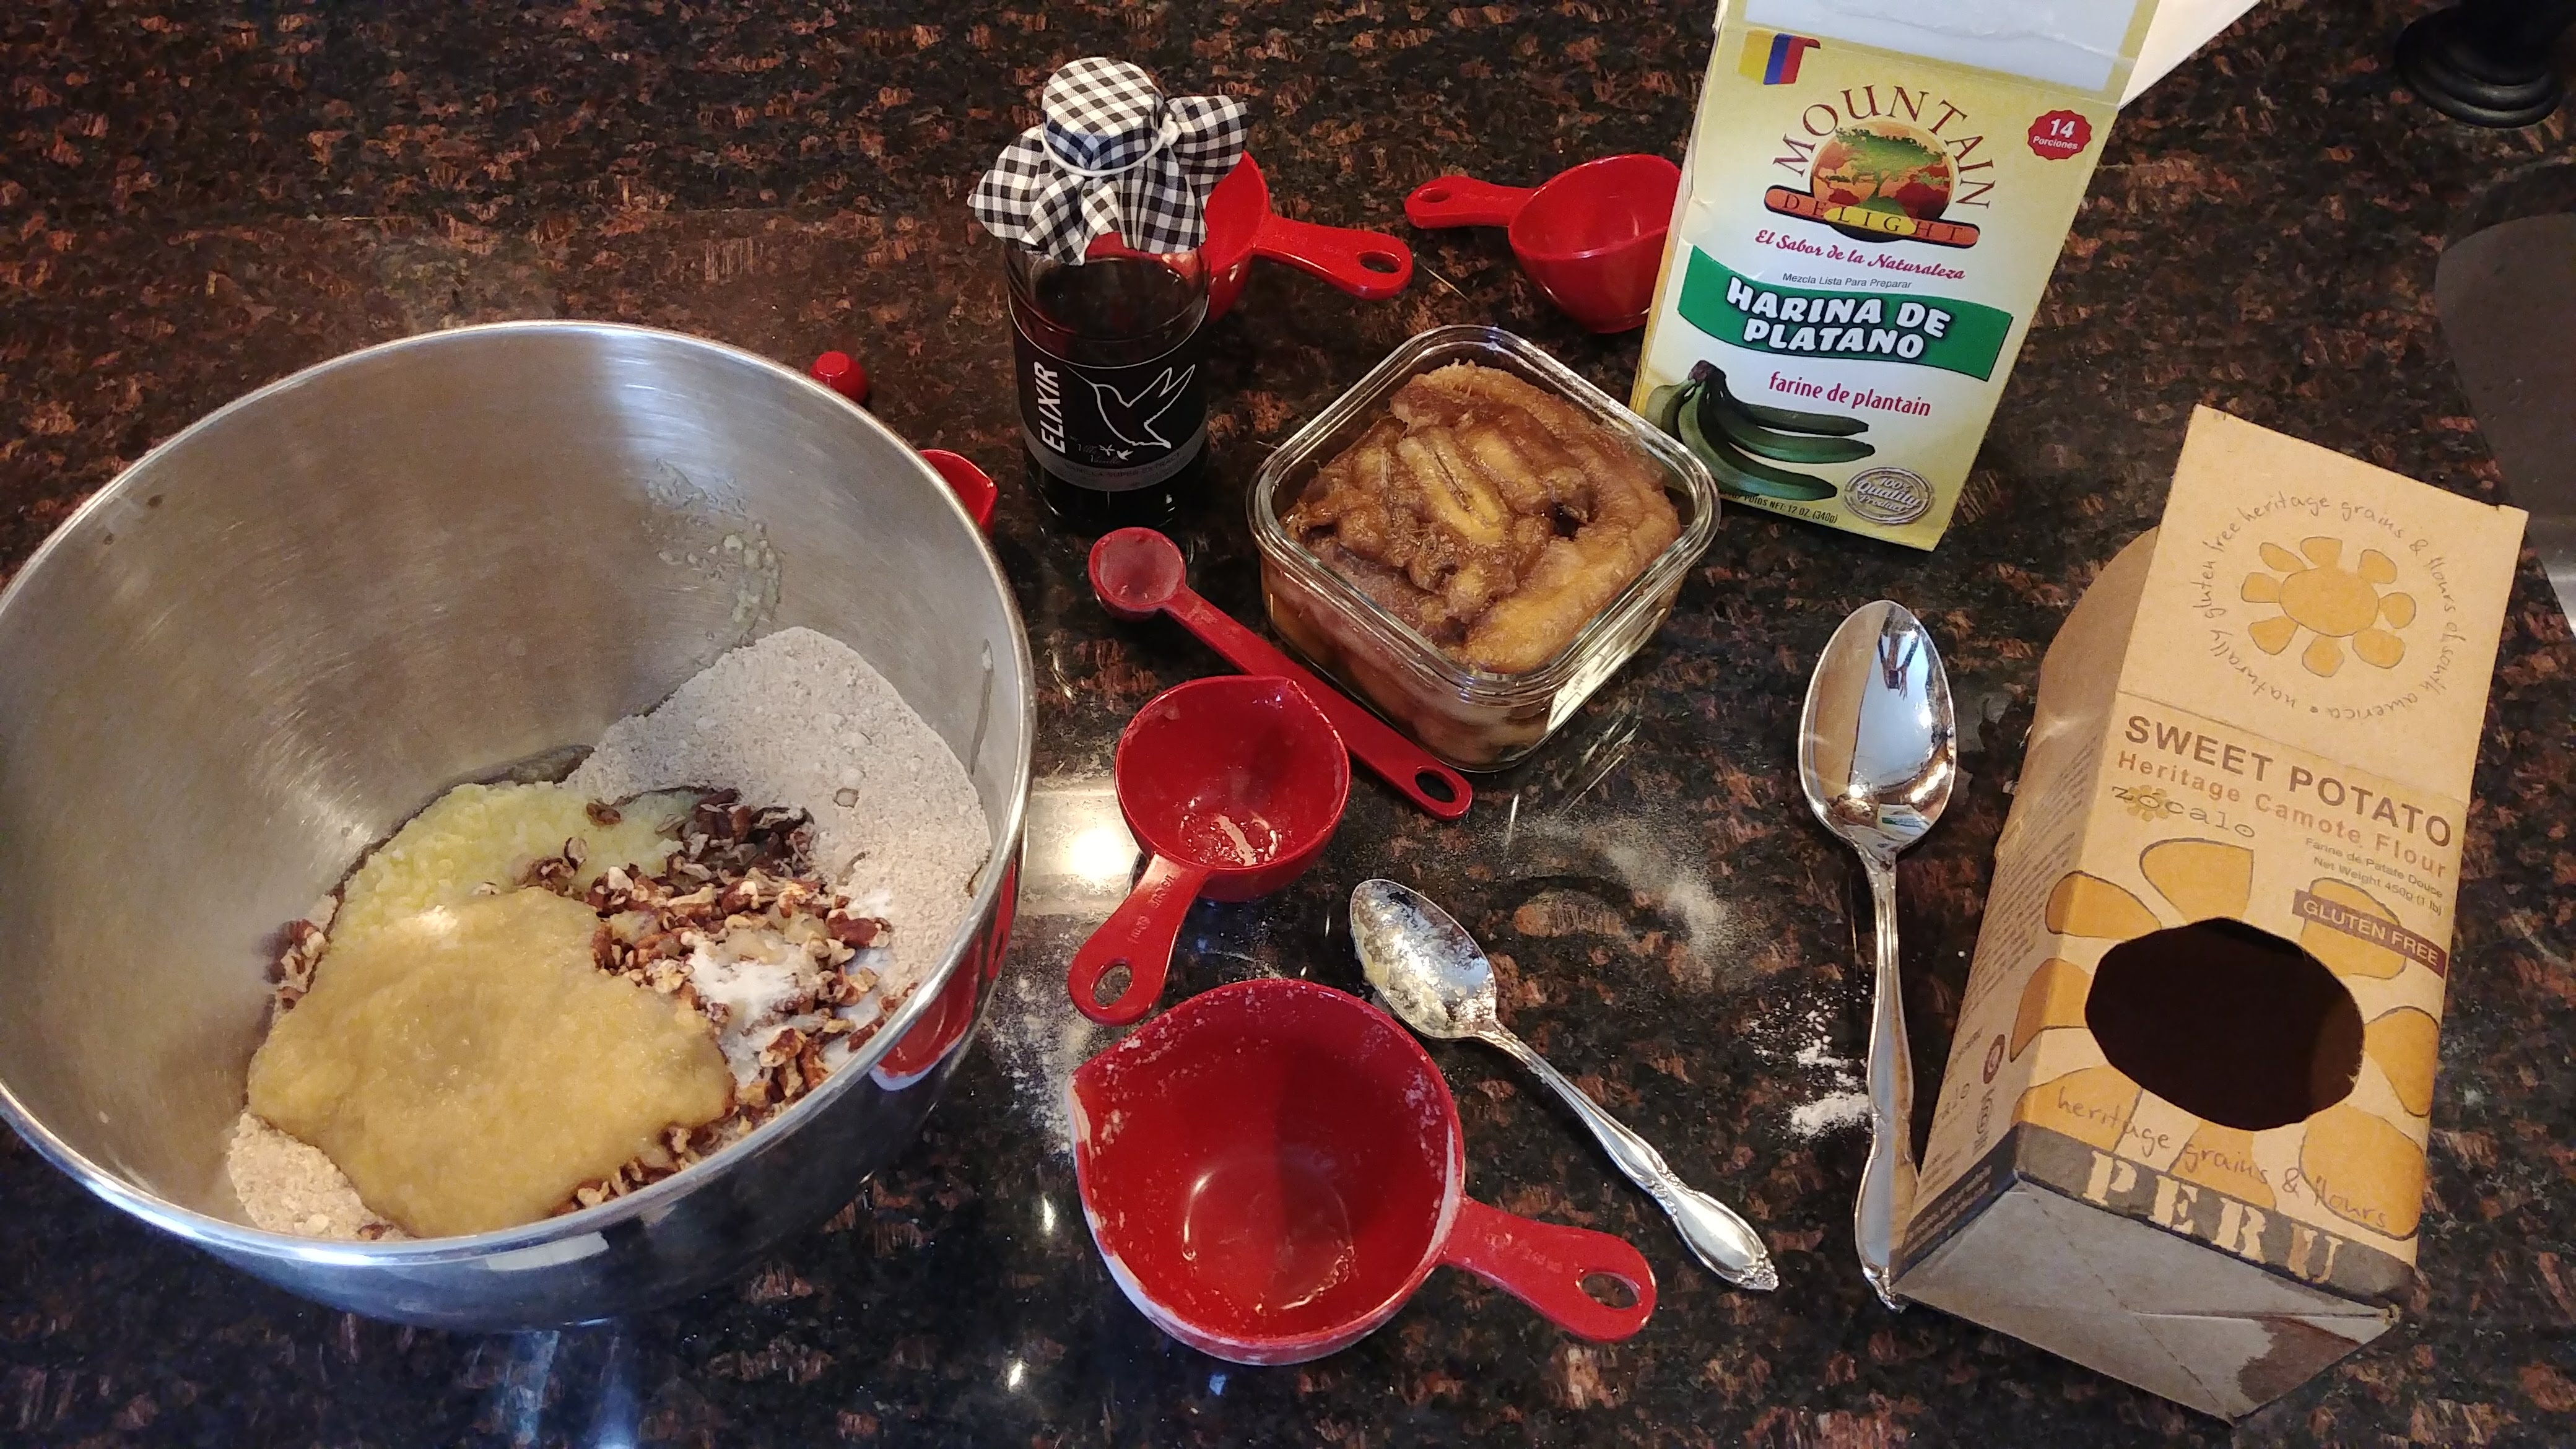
[1897, 408, 2526, 1419]
[2088, 920, 2363, 1134]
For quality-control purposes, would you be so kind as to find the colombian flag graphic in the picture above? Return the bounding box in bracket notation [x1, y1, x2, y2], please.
[1739, 30, 1820, 85]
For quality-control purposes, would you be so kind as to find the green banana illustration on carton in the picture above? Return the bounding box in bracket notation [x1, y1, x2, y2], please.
[1643, 362, 1868, 503]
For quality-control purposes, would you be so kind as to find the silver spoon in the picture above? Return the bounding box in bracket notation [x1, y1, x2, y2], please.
[1350, 879, 1779, 1291]
[1798, 601, 1957, 1310]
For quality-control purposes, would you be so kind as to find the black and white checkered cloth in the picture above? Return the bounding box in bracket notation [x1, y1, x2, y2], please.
[971, 58, 1249, 264]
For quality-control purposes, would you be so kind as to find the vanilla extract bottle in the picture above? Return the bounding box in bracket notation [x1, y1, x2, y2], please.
[969, 57, 1248, 532]
[1004, 240, 1211, 530]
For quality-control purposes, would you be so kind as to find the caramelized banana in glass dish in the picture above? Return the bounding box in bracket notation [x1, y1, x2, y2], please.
[1251, 328, 1717, 770]
[1284, 363, 1681, 674]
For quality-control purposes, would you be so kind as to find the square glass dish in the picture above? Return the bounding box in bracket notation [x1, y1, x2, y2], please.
[1248, 325, 1720, 771]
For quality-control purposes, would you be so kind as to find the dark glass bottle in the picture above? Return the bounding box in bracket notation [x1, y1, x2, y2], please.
[1004, 240, 1212, 531]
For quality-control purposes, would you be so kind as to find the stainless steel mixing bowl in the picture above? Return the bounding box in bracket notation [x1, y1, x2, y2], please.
[0, 321, 1033, 1329]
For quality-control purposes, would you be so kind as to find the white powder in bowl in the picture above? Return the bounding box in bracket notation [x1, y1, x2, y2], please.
[568, 625, 992, 1004]
[226, 1114, 406, 1240]
[228, 625, 992, 1238]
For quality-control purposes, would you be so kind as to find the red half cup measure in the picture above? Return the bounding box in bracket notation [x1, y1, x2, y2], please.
[1070, 978, 1658, 1364]
[1064, 677, 1351, 1026]
[1404, 154, 1682, 333]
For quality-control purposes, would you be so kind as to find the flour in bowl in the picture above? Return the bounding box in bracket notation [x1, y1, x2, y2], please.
[568, 626, 992, 1007]
[225, 626, 992, 1239]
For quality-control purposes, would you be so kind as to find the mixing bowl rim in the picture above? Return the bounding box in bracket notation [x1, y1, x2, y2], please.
[0, 319, 1037, 1263]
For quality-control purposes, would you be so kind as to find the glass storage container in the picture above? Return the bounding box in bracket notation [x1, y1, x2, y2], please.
[1249, 325, 1719, 770]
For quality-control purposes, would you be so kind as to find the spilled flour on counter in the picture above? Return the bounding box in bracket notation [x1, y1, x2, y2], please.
[981, 965, 1110, 1161]
[1790, 1087, 1872, 1138]
[1749, 998, 1872, 1140]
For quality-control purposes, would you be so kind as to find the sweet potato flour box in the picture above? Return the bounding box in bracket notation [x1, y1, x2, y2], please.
[1632, 1, 2161, 547]
[1898, 409, 2528, 1417]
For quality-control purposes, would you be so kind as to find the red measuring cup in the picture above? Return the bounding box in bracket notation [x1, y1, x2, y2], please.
[1071, 978, 1658, 1364]
[1203, 154, 1414, 320]
[1089, 528, 1471, 820]
[1065, 677, 1350, 1026]
[1404, 154, 1682, 333]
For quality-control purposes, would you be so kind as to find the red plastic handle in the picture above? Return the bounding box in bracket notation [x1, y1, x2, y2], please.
[1440, 1196, 1657, 1342]
[1404, 175, 1538, 231]
[1160, 590, 1471, 820]
[811, 349, 870, 405]
[807, 354, 995, 534]
[918, 448, 998, 532]
[1249, 214, 1415, 300]
[1066, 854, 1208, 1025]
[869, 949, 980, 1089]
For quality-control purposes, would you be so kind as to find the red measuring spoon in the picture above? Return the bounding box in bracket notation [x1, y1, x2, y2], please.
[1065, 677, 1350, 1027]
[1089, 528, 1471, 820]
[1404, 155, 1682, 333]
[1203, 155, 1414, 320]
[1071, 978, 1658, 1364]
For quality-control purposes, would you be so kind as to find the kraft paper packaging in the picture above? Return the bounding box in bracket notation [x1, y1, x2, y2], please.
[1897, 407, 2527, 1417]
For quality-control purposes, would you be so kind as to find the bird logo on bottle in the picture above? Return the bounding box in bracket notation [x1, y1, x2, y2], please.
[1086, 365, 1199, 452]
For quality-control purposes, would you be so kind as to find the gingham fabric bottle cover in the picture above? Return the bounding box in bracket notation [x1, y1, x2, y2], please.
[973, 59, 1248, 502]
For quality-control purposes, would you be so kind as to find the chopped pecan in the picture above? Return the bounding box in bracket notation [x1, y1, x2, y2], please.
[825, 912, 887, 949]
[633, 930, 688, 963]
[522, 852, 575, 894]
[758, 1027, 808, 1071]
[586, 801, 622, 827]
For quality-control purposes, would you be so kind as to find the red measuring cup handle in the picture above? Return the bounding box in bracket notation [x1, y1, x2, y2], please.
[1066, 854, 1208, 1026]
[1251, 214, 1415, 300]
[1440, 1197, 1658, 1342]
[918, 448, 997, 531]
[807, 354, 996, 533]
[1404, 176, 1539, 231]
[1160, 591, 1471, 820]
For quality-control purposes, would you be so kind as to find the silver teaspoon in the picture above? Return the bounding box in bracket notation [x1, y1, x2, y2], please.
[1798, 601, 1958, 1310]
[1350, 879, 1779, 1290]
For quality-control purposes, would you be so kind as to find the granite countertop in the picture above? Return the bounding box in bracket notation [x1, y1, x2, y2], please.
[3, 1, 2573, 1445]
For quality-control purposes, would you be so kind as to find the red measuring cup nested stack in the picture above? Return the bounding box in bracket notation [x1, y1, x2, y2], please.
[1071, 978, 1658, 1364]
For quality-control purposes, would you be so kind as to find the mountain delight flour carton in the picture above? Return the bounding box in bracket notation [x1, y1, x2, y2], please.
[1632, 1, 2159, 547]
[1897, 409, 2528, 1417]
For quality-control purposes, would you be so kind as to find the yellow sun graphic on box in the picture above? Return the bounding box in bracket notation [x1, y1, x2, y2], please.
[2240, 536, 2416, 678]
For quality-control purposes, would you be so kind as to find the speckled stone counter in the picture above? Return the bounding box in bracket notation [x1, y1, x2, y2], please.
[2, 2, 2572, 1445]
